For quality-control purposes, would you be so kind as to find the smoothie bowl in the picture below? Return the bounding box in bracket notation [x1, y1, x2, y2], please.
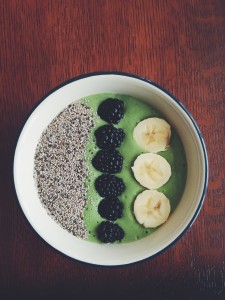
[13, 72, 208, 266]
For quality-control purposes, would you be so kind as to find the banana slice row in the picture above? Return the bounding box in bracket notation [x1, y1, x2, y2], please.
[132, 117, 172, 228]
[133, 117, 171, 153]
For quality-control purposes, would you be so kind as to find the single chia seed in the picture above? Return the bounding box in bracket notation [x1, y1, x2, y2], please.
[33, 100, 94, 239]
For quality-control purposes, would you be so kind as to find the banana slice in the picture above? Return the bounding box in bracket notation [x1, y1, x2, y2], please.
[134, 190, 171, 228]
[133, 117, 171, 153]
[131, 153, 171, 189]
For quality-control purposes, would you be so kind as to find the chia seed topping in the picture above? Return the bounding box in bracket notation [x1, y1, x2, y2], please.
[34, 100, 94, 239]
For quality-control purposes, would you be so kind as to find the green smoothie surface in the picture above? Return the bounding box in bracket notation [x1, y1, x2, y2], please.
[82, 94, 187, 243]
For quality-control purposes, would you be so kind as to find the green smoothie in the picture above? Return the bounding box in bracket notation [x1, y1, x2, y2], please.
[82, 94, 187, 243]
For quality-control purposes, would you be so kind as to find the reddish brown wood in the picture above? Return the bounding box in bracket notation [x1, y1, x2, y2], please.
[1, 0, 225, 298]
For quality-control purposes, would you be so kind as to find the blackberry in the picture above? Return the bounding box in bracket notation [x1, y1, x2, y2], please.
[92, 150, 123, 174]
[98, 197, 123, 221]
[97, 221, 125, 243]
[97, 98, 124, 124]
[95, 125, 125, 150]
[95, 174, 126, 197]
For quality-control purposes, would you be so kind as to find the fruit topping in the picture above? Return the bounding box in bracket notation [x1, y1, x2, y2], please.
[97, 221, 125, 243]
[98, 197, 124, 221]
[97, 98, 124, 124]
[92, 149, 123, 174]
[133, 190, 171, 228]
[95, 125, 125, 150]
[95, 174, 126, 197]
[131, 153, 171, 189]
[133, 117, 171, 153]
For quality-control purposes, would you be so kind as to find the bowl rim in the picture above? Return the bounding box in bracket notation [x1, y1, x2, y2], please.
[13, 71, 209, 267]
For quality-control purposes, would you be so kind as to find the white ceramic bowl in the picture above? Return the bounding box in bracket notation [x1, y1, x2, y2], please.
[13, 72, 208, 266]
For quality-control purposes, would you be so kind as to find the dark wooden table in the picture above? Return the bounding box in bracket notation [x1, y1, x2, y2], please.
[1, 0, 225, 299]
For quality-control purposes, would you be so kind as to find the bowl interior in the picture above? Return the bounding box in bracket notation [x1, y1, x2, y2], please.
[14, 74, 207, 266]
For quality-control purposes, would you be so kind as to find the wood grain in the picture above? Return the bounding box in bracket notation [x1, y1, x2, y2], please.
[1, 0, 225, 298]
